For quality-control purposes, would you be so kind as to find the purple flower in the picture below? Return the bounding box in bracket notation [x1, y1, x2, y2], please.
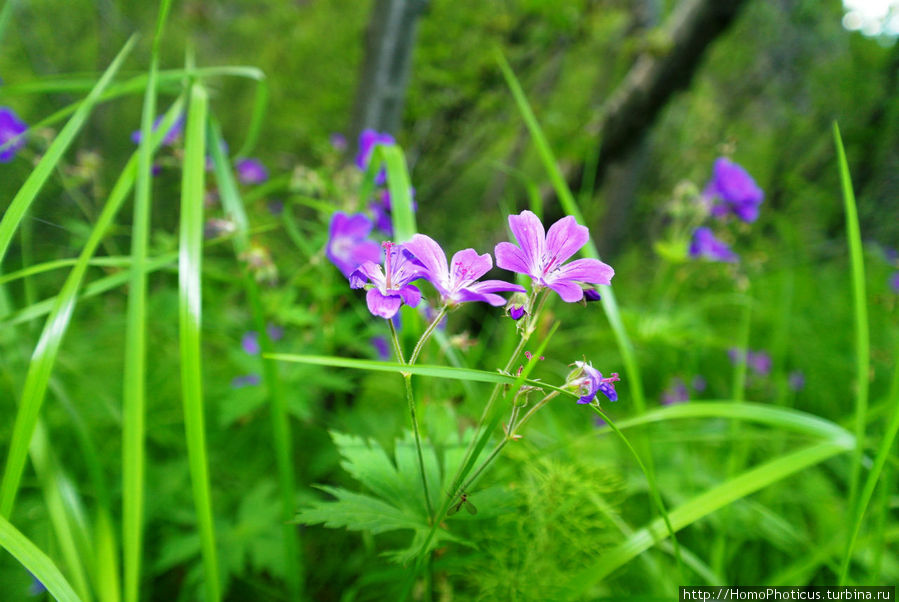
[495, 210, 614, 302]
[661, 378, 689, 406]
[326, 212, 382, 278]
[131, 114, 184, 146]
[689, 227, 738, 263]
[788, 370, 805, 391]
[747, 351, 772, 377]
[583, 288, 602, 302]
[691, 375, 707, 392]
[241, 332, 260, 355]
[889, 272, 899, 293]
[403, 234, 526, 307]
[355, 129, 395, 185]
[349, 241, 425, 319]
[0, 107, 28, 162]
[569, 361, 619, 404]
[703, 157, 764, 223]
[509, 305, 526, 320]
[232, 373, 261, 388]
[235, 158, 269, 184]
[330, 133, 347, 151]
[371, 336, 391, 360]
[266, 324, 284, 341]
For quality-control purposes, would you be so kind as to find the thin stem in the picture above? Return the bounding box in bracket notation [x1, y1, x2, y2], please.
[389, 318, 434, 520]
[512, 391, 560, 433]
[409, 306, 448, 366]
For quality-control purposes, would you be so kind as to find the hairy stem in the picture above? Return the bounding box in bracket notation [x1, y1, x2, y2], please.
[409, 306, 448, 366]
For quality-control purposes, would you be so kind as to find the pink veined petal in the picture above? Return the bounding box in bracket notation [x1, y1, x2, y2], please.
[548, 258, 614, 286]
[399, 284, 421, 308]
[349, 240, 382, 270]
[547, 280, 584, 303]
[449, 248, 493, 284]
[495, 242, 533, 277]
[366, 289, 403, 318]
[349, 261, 385, 289]
[544, 216, 589, 271]
[507, 210, 546, 273]
[404, 234, 449, 282]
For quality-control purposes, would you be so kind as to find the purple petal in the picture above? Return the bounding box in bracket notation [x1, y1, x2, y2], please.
[449, 248, 493, 283]
[349, 261, 384, 289]
[404, 234, 449, 281]
[507, 211, 546, 274]
[455, 288, 506, 306]
[547, 280, 584, 303]
[399, 284, 421, 308]
[468, 279, 527, 294]
[235, 158, 269, 184]
[366, 289, 403, 318]
[241, 332, 260, 355]
[544, 216, 589, 270]
[495, 241, 533, 276]
[549, 258, 614, 286]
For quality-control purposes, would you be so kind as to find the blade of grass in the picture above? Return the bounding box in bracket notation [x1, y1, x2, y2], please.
[0, 102, 184, 518]
[832, 123, 871, 585]
[573, 440, 851, 591]
[0, 514, 82, 602]
[0, 35, 136, 263]
[122, 3, 173, 601]
[209, 119, 303, 600]
[178, 81, 220, 601]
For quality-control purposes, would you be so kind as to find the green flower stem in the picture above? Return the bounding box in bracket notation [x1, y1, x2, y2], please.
[409, 306, 449, 366]
[511, 391, 560, 434]
[389, 318, 434, 520]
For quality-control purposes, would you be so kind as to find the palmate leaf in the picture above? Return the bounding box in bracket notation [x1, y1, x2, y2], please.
[294, 432, 470, 563]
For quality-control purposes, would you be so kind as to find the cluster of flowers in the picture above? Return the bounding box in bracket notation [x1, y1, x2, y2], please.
[689, 157, 764, 263]
[661, 375, 706, 406]
[343, 208, 619, 404]
[326, 130, 416, 278]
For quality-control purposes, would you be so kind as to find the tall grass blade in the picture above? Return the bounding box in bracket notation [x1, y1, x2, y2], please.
[209, 120, 303, 600]
[123, 3, 173, 600]
[0, 102, 184, 518]
[178, 81, 220, 601]
[832, 123, 870, 585]
[574, 441, 851, 591]
[0, 514, 83, 602]
[0, 35, 136, 263]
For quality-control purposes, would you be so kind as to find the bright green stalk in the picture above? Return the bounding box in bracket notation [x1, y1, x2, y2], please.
[832, 123, 869, 584]
[0, 35, 136, 264]
[178, 82, 220, 601]
[0, 100, 182, 519]
[122, 2, 173, 600]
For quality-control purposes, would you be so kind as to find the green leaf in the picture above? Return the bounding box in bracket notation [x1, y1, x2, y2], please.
[0, 514, 82, 602]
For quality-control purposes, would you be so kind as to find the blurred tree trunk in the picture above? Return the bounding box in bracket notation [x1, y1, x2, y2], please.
[350, 0, 428, 140]
[562, 0, 750, 255]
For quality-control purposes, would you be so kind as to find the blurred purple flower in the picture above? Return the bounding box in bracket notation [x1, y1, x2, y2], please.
[131, 114, 184, 146]
[235, 158, 269, 184]
[403, 234, 525, 307]
[371, 336, 391, 360]
[691, 375, 707, 392]
[330, 133, 347, 151]
[232, 374, 261, 388]
[0, 107, 28, 162]
[349, 241, 425, 319]
[355, 129, 395, 185]
[241, 332, 260, 355]
[703, 157, 764, 223]
[569, 361, 619, 404]
[788, 370, 805, 391]
[266, 324, 284, 341]
[509, 305, 526, 320]
[326, 212, 382, 278]
[661, 377, 689, 406]
[748, 351, 772, 377]
[495, 210, 614, 302]
[889, 271, 899, 293]
[689, 227, 738, 263]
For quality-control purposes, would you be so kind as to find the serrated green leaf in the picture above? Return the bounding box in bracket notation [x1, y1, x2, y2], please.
[296, 485, 421, 534]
